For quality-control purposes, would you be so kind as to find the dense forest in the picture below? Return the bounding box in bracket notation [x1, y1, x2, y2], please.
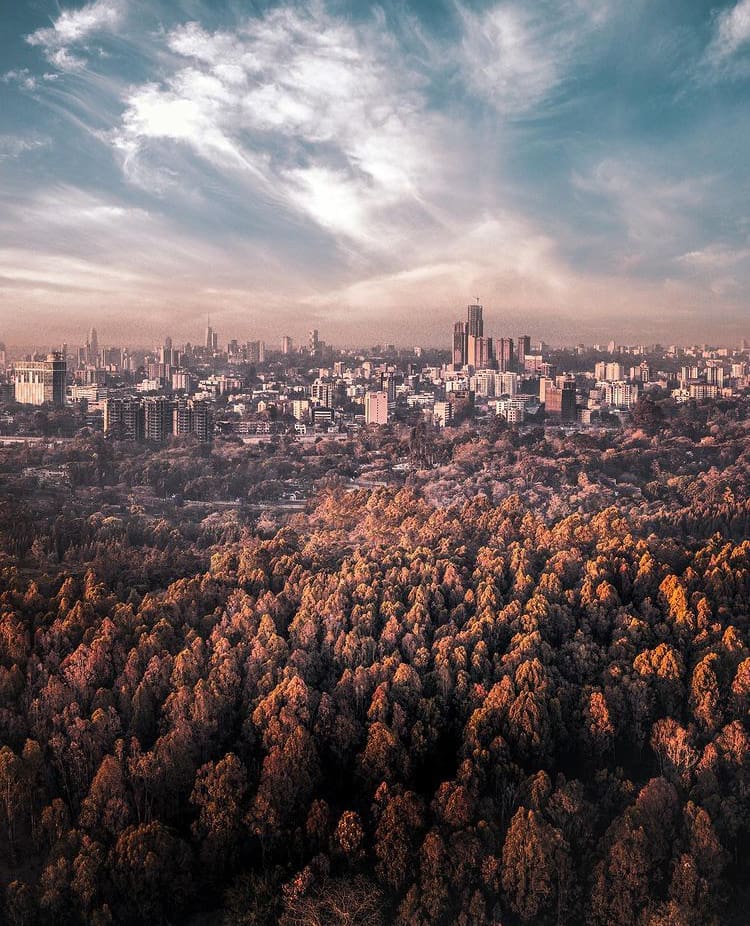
[0, 396, 749, 924]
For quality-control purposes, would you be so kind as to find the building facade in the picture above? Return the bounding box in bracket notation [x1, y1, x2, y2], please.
[14, 353, 67, 406]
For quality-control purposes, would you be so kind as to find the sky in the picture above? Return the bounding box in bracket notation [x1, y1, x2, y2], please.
[0, 0, 749, 348]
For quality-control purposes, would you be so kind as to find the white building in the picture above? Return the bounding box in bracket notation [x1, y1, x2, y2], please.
[603, 381, 639, 408]
[494, 397, 527, 424]
[365, 391, 389, 425]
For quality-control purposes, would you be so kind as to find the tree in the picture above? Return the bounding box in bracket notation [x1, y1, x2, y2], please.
[111, 822, 193, 923]
[502, 807, 572, 923]
[190, 752, 248, 872]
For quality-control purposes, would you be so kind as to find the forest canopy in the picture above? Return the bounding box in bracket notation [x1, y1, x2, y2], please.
[0, 399, 748, 924]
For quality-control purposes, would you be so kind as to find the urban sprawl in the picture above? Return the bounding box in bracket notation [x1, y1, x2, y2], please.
[2, 303, 749, 443]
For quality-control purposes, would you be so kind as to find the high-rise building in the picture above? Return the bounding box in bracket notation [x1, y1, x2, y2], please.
[173, 398, 213, 442]
[282, 335, 294, 355]
[433, 401, 453, 428]
[517, 335, 531, 370]
[467, 303, 483, 338]
[380, 373, 397, 404]
[603, 381, 639, 408]
[309, 329, 320, 355]
[545, 382, 577, 420]
[143, 397, 173, 441]
[311, 380, 335, 407]
[495, 372, 519, 396]
[452, 303, 485, 366]
[706, 365, 725, 387]
[466, 335, 494, 368]
[453, 321, 467, 366]
[595, 361, 625, 382]
[104, 397, 145, 441]
[497, 337, 514, 372]
[160, 338, 177, 366]
[365, 391, 389, 425]
[14, 353, 67, 406]
[205, 320, 213, 351]
[86, 328, 99, 366]
[247, 340, 265, 364]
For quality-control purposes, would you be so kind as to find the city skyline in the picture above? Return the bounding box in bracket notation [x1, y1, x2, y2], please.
[1, 0, 750, 343]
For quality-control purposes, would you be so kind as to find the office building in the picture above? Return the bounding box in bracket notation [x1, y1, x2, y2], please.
[467, 303, 483, 337]
[545, 382, 576, 420]
[86, 328, 98, 366]
[517, 335, 531, 369]
[14, 353, 67, 406]
[497, 338, 514, 372]
[452, 302, 485, 366]
[453, 322, 466, 366]
[282, 335, 294, 355]
[247, 340, 265, 364]
[365, 391, 389, 425]
[309, 329, 320, 355]
[466, 335, 494, 369]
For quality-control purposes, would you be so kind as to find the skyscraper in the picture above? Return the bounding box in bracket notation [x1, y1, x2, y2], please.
[309, 329, 319, 355]
[14, 353, 67, 406]
[517, 335, 531, 370]
[467, 303, 483, 338]
[467, 335, 494, 368]
[282, 335, 294, 355]
[498, 337, 514, 372]
[205, 319, 213, 351]
[452, 302, 485, 366]
[87, 327, 98, 366]
[453, 321, 467, 366]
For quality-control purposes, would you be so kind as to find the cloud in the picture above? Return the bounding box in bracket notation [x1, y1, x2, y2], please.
[709, 0, 750, 60]
[2, 68, 38, 90]
[0, 134, 50, 160]
[109, 5, 445, 251]
[571, 158, 713, 260]
[26, 0, 123, 70]
[3, 0, 749, 344]
[676, 244, 750, 268]
[457, 0, 610, 115]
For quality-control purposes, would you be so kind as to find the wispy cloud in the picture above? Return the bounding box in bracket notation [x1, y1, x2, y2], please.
[1, 0, 749, 343]
[710, 0, 750, 59]
[110, 5, 444, 251]
[26, 0, 123, 70]
[676, 243, 750, 269]
[571, 158, 712, 260]
[457, 0, 610, 115]
[701, 0, 750, 78]
[0, 134, 50, 160]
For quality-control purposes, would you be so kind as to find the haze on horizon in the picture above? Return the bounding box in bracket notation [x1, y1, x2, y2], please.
[1, 0, 749, 347]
